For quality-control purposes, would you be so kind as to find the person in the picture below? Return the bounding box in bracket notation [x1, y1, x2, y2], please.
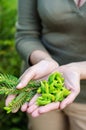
[6, 0, 86, 130]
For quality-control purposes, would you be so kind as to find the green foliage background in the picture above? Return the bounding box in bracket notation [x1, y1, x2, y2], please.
[0, 0, 28, 130]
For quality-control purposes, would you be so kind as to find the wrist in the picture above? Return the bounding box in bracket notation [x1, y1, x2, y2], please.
[63, 62, 81, 78]
[66, 62, 85, 80]
[29, 50, 59, 66]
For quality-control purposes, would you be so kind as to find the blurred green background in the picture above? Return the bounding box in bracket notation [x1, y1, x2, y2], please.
[0, 0, 28, 129]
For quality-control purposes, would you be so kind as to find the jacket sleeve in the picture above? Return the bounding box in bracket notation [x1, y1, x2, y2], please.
[15, 0, 47, 63]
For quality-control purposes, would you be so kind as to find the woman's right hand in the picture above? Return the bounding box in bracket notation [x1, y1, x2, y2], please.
[5, 58, 59, 113]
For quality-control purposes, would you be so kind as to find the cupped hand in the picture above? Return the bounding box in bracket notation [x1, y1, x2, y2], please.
[5, 58, 58, 113]
[26, 63, 81, 117]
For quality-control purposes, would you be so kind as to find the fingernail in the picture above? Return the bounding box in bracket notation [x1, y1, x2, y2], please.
[16, 83, 22, 89]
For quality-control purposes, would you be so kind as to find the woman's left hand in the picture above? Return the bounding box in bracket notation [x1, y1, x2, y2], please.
[25, 63, 80, 117]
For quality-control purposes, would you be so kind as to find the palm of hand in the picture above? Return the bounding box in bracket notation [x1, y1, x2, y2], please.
[25, 64, 80, 117]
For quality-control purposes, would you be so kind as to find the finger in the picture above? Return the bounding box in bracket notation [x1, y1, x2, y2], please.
[5, 95, 19, 113]
[38, 102, 60, 114]
[21, 102, 28, 112]
[31, 108, 40, 117]
[5, 95, 16, 106]
[16, 68, 35, 89]
[28, 94, 39, 106]
[27, 103, 38, 113]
